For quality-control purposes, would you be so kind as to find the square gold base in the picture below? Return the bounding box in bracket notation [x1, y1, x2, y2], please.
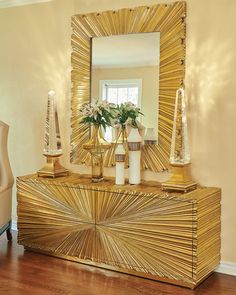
[38, 155, 69, 178]
[162, 163, 197, 192]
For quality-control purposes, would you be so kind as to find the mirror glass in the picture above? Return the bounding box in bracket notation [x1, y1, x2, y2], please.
[91, 32, 160, 142]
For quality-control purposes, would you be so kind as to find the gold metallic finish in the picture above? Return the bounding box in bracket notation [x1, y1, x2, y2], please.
[71, 1, 186, 172]
[37, 155, 69, 178]
[83, 126, 111, 151]
[17, 174, 220, 289]
[162, 163, 197, 192]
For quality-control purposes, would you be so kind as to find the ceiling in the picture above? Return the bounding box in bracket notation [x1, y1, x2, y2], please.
[0, 0, 53, 8]
[92, 32, 160, 69]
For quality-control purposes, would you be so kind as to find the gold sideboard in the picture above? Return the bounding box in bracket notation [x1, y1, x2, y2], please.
[17, 174, 221, 289]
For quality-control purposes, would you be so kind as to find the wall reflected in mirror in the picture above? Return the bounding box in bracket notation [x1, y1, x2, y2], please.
[91, 32, 160, 142]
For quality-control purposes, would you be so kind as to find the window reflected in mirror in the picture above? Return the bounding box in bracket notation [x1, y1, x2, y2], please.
[91, 32, 160, 142]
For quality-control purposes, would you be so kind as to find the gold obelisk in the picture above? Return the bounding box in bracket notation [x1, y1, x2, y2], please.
[162, 87, 197, 192]
[38, 90, 68, 178]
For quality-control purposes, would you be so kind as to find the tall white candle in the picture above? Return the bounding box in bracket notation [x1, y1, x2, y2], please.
[115, 144, 125, 185]
[127, 128, 142, 185]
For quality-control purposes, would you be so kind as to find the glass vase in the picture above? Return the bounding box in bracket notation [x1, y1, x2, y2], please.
[83, 125, 111, 182]
[116, 126, 128, 144]
[91, 152, 103, 182]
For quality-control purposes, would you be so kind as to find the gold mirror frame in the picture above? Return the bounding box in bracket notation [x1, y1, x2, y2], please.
[71, 1, 186, 172]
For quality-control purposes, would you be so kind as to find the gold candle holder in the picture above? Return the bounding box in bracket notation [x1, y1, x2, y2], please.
[161, 163, 197, 192]
[38, 155, 69, 178]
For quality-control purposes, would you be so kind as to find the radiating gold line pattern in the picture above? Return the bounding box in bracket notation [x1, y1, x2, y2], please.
[17, 174, 221, 289]
[71, 1, 186, 172]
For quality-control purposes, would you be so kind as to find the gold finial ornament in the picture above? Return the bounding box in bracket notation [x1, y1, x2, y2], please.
[162, 88, 197, 192]
[38, 90, 69, 178]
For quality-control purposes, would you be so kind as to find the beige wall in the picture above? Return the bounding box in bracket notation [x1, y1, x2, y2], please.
[0, 0, 75, 223]
[92, 66, 159, 134]
[0, 0, 236, 263]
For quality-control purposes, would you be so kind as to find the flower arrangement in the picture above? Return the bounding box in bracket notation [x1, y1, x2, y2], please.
[114, 102, 143, 129]
[79, 100, 116, 130]
[80, 100, 143, 131]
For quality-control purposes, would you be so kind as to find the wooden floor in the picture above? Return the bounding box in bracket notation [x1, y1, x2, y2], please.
[0, 232, 236, 295]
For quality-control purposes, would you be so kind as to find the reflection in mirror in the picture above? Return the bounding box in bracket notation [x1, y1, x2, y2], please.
[91, 32, 160, 142]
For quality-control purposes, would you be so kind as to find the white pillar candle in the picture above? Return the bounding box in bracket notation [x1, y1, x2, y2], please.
[127, 128, 142, 185]
[115, 144, 125, 185]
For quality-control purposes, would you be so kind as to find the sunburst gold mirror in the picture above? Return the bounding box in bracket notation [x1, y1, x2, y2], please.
[71, 1, 186, 172]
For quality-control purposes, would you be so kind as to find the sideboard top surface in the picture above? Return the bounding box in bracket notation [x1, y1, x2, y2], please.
[17, 173, 220, 203]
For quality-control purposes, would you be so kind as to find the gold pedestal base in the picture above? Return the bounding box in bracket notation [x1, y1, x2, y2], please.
[162, 163, 197, 192]
[38, 155, 69, 178]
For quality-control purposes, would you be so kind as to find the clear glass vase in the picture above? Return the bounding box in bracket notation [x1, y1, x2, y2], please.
[91, 152, 103, 182]
[83, 125, 111, 182]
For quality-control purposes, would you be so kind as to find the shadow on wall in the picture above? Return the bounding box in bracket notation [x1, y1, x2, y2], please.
[186, 35, 236, 187]
[10, 2, 73, 168]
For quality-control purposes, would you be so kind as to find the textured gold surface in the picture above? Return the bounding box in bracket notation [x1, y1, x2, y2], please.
[37, 155, 69, 178]
[162, 163, 197, 192]
[17, 174, 220, 289]
[71, 1, 186, 172]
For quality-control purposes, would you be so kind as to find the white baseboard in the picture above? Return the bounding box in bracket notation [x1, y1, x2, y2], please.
[11, 220, 17, 231]
[215, 261, 236, 276]
[10, 219, 236, 276]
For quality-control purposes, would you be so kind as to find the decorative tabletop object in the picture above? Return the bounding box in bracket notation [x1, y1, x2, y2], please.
[110, 102, 144, 168]
[114, 102, 143, 144]
[162, 87, 197, 192]
[38, 90, 68, 178]
[127, 127, 142, 185]
[115, 144, 126, 185]
[144, 128, 157, 145]
[81, 99, 116, 182]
